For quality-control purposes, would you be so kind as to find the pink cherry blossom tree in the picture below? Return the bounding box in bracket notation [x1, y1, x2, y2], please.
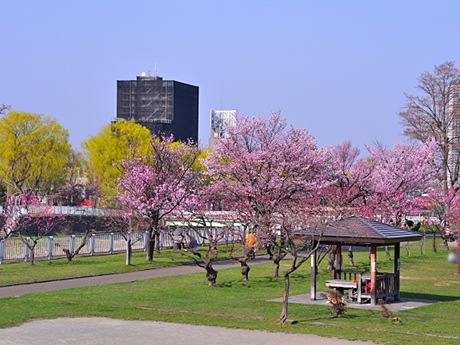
[174, 187, 249, 285]
[204, 113, 331, 236]
[101, 209, 149, 265]
[323, 141, 376, 265]
[117, 135, 202, 261]
[324, 140, 436, 262]
[1, 195, 63, 265]
[415, 186, 459, 251]
[364, 140, 437, 224]
[360, 141, 437, 259]
[203, 113, 331, 322]
[325, 141, 375, 216]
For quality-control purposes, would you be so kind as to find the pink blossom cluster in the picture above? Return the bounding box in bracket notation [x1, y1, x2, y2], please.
[117, 135, 201, 225]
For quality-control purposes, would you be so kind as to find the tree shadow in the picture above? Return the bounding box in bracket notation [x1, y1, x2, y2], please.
[400, 292, 460, 302]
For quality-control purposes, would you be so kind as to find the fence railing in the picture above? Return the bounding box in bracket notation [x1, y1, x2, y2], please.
[0, 227, 232, 264]
[0, 231, 156, 264]
[0, 205, 116, 216]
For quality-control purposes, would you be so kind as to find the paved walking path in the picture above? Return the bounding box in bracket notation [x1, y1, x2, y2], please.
[0, 256, 378, 344]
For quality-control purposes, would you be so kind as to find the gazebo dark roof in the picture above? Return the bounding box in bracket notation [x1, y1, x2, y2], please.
[294, 215, 423, 245]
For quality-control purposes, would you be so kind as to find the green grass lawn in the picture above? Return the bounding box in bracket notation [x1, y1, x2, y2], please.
[0, 244, 459, 345]
[0, 249, 194, 286]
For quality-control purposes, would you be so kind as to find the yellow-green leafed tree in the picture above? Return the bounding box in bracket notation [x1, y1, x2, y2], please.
[82, 119, 152, 206]
[0, 111, 71, 198]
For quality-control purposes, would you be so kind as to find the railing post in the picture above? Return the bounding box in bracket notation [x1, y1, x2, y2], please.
[24, 237, 30, 262]
[47, 236, 53, 260]
[109, 233, 114, 254]
[70, 235, 76, 254]
[143, 231, 148, 251]
[90, 234, 96, 255]
[0, 239, 4, 264]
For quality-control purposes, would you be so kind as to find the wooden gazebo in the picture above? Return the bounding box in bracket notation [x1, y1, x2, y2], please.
[296, 216, 422, 305]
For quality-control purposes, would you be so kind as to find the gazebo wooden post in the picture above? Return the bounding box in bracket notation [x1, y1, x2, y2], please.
[334, 243, 342, 279]
[394, 243, 400, 301]
[310, 241, 317, 300]
[370, 244, 377, 305]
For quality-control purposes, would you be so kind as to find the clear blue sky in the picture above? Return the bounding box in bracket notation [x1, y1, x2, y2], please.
[1, 0, 459, 152]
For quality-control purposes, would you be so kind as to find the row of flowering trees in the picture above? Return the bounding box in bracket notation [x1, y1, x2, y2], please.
[118, 113, 440, 258]
[1, 112, 447, 262]
[114, 112, 442, 321]
[0, 111, 446, 320]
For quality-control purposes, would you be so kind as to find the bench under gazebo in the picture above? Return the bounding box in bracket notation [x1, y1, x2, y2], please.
[296, 216, 423, 306]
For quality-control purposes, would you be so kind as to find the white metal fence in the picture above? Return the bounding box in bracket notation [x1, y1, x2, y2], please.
[0, 205, 115, 216]
[0, 231, 169, 264]
[0, 227, 234, 264]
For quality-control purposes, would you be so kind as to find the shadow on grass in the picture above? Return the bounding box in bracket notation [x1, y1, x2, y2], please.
[401, 292, 460, 302]
[218, 281, 235, 288]
[293, 313, 361, 324]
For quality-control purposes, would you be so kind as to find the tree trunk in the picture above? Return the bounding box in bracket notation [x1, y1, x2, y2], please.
[29, 246, 35, 265]
[63, 233, 89, 262]
[420, 233, 426, 255]
[279, 272, 290, 322]
[442, 237, 449, 251]
[147, 214, 160, 260]
[126, 239, 132, 266]
[154, 229, 161, 254]
[327, 251, 335, 271]
[241, 264, 250, 281]
[432, 232, 437, 252]
[266, 243, 274, 260]
[63, 249, 73, 262]
[273, 262, 280, 278]
[385, 246, 392, 260]
[206, 265, 218, 287]
[347, 246, 354, 266]
[405, 242, 410, 257]
[146, 227, 155, 261]
[272, 251, 286, 278]
[235, 256, 251, 281]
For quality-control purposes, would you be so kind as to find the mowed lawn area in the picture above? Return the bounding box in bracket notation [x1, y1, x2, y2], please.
[0, 244, 459, 345]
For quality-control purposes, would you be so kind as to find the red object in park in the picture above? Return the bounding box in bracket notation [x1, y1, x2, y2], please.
[79, 199, 93, 207]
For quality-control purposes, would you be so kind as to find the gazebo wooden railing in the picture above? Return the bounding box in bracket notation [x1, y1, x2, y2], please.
[374, 272, 399, 301]
[295, 216, 422, 306]
[326, 269, 399, 304]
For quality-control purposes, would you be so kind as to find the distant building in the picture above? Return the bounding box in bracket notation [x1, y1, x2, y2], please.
[447, 80, 460, 183]
[209, 109, 237, 150]
[116, 74, 199, 142]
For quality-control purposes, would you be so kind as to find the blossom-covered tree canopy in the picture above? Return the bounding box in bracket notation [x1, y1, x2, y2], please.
[364, 140, 437, 221]
[117, 135, 202, 223]
[117, 135, 203, 260]
[203, 113, 331, 228]
[325, 141, 374, 215]
[324, 140, 437, 222]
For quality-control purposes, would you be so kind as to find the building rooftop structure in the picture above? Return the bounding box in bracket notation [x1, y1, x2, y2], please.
[117, 74, 199, 143]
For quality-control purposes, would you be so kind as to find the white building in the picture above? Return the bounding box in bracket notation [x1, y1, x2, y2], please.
[447, 81, 460, 184]
[209, 109, 237, 150]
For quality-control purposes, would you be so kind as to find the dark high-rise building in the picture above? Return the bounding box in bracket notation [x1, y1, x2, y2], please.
[116, 74, 199, 142]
